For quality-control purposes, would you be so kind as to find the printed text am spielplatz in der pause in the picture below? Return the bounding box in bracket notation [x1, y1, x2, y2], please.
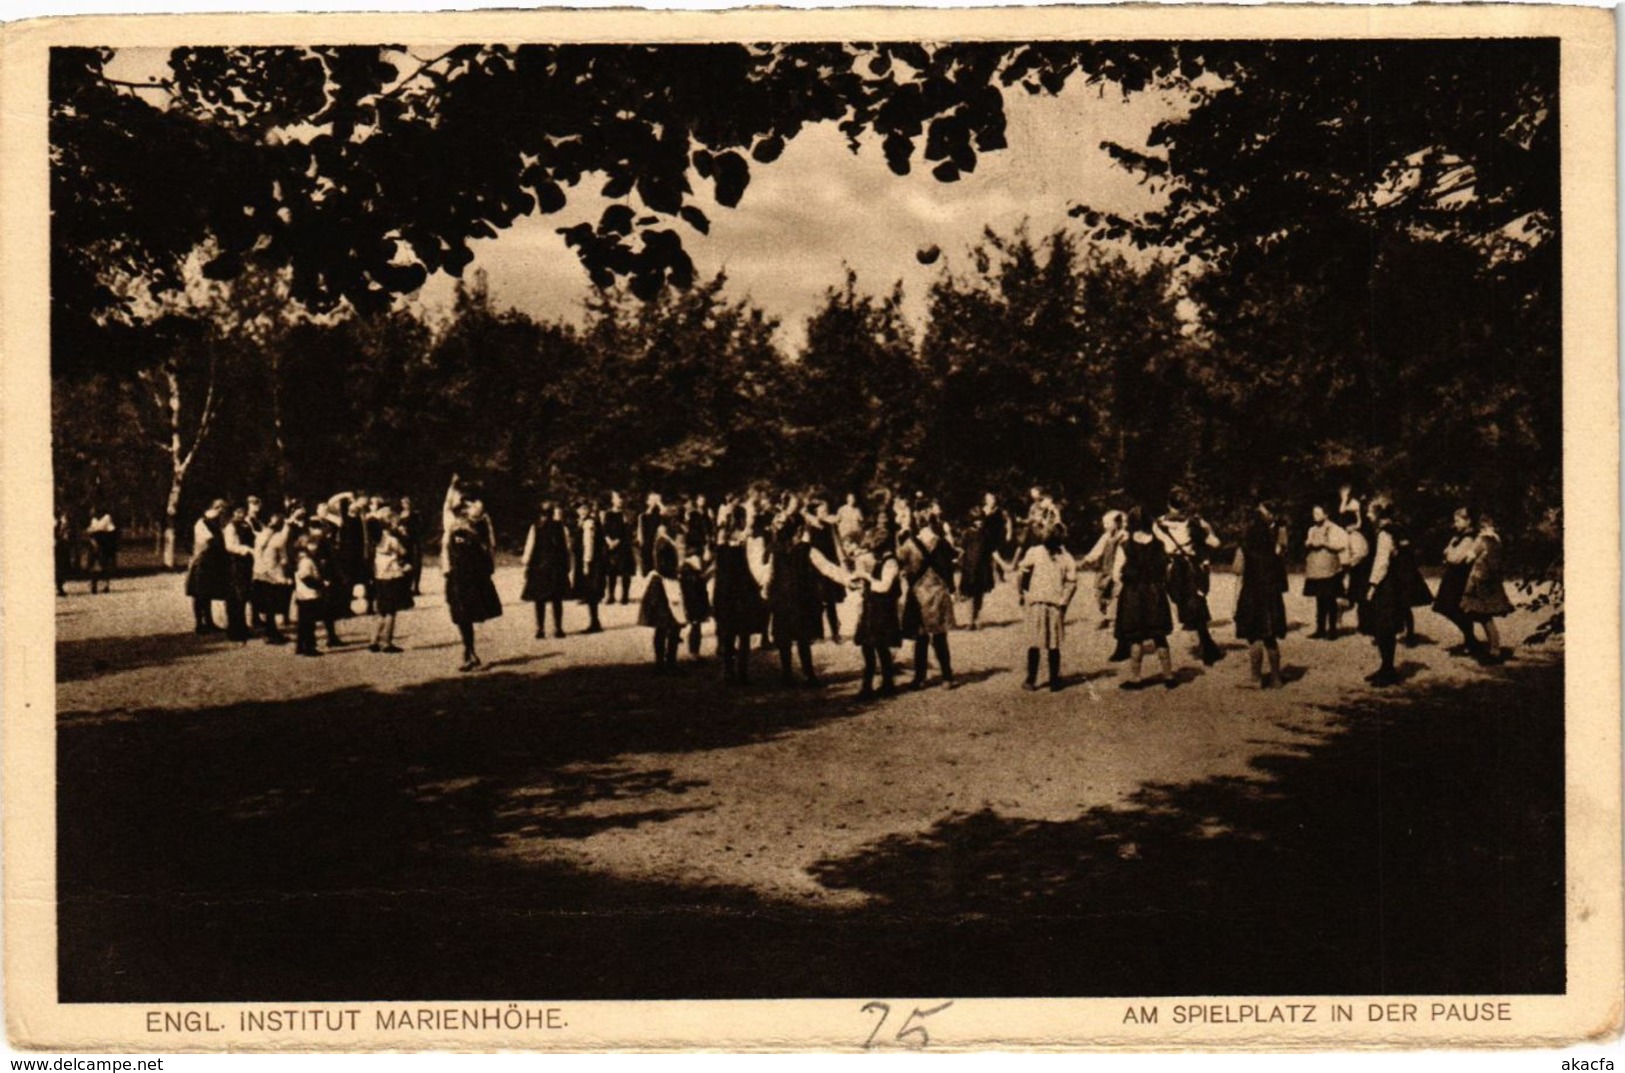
[1121, 1002, 1514, 1025]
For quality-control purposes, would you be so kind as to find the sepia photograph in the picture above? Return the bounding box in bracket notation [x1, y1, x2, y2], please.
[4, 4, 1618, 1052]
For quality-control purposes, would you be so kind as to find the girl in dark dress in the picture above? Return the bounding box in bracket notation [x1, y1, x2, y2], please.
[442, 476, 502, 671]
[223, 506, 258, 642]
[398, 497, 424, 595]
[678, 531, 714, 658]
[521, 502, 573, 639]
[712, 504, 768, 684]
[1156, 490, 1224, 666]
[957, 493, 1003, 630]
[852, 526, 903, 699]
[602, 492, 635, 605]
[309, 519, 346, 648]
[807, 497, 847, 642]
[336, 497, 369, 619]
[637, 511, 685, 673]
[1431, 507, 1483, 655]
[1234, 503, 1290, 689]
[1393, 520, 1435, 646]
[638, 494, 665, 579]
[1115, 506, 1177, 690]
[685, 494, 716, 565]
[764, 512, 848, 687]
[1358, 498, 1404, 686]
[369, 508, 414, 653]
[898, 504, 958, 690]
[184, 500, 230, 633]
[573, 503, 607, 634]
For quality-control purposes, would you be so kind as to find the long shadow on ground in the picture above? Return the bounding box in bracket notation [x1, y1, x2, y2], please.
[810, 658, 1563, 997]
[55, 629, 239, 683]
[59, 655, 1562, 1001]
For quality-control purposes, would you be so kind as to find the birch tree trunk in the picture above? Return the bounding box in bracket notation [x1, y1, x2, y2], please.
[147, 345, 220, 569]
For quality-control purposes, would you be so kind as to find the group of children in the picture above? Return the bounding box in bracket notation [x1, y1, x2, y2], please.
[986, 486, 1517, 693]
[617, 483, 1252, 696]
[627, 488, 953, 698]
[510, 483, 1056, 696]
[183, 491, 425, 657]
[167, 475, 1518, 694]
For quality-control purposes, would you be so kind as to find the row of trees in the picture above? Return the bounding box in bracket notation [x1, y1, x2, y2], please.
[52, 231, 1176, 555]
[51, 40, 1562, 566]
[54, 220, 1558, 567]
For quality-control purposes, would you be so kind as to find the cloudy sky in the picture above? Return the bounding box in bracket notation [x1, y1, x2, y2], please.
[107, 46, 1183, 346]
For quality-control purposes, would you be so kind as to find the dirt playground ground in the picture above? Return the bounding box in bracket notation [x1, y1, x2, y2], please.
[55, 566, 1564, 1000]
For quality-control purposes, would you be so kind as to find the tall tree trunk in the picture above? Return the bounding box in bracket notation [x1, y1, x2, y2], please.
[160, 364, 185, 569]
[162, 473, 182, 569]
[148, 346, 220, 568]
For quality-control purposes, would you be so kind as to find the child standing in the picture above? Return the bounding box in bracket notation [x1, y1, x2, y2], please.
[1234, 503, 1290, 688]
[251, 513, 294, 645]
[1017, 524, 1079, 691]
[898, 504, 958, 690]
[852, 527, 902, 699]
[1358, 498, 1404, 686]
[574, 502, 607, 634]
[1077, 510, 1127, 630]
[955, 498, 999, 631]
[763, 511, 848, 687]
[292, 535, 326, 657]
[678, 533, 714, 659]
[443, 478, 502, 673]
[1302, 504, 1348, 638]
[370, 508, 413, 653]
[1115, 507, 1178, 690]
[1432, 508, 1484, 656]
[712, 504, 768, 685]
[521, 501, 573, 640]
[1460, 512, 1514, 664]
[1340, 501, 1371, 634]
[637, 511, 687, 673]
[85, 508, 119, 594]
[1156, 491, 1224, 666]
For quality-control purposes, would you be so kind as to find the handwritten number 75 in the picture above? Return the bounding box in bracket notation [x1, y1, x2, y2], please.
[862, 1000, 955, 1049]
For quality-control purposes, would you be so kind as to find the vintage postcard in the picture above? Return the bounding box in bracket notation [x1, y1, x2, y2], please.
[2, 4, 1618, 1052]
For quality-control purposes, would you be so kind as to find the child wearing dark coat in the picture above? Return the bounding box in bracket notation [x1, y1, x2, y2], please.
[852, 526, 902, 699]
[1115, 506, 1178, 690]
[522, 502, 573, 639]
[1234, 503, 1289, 689]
